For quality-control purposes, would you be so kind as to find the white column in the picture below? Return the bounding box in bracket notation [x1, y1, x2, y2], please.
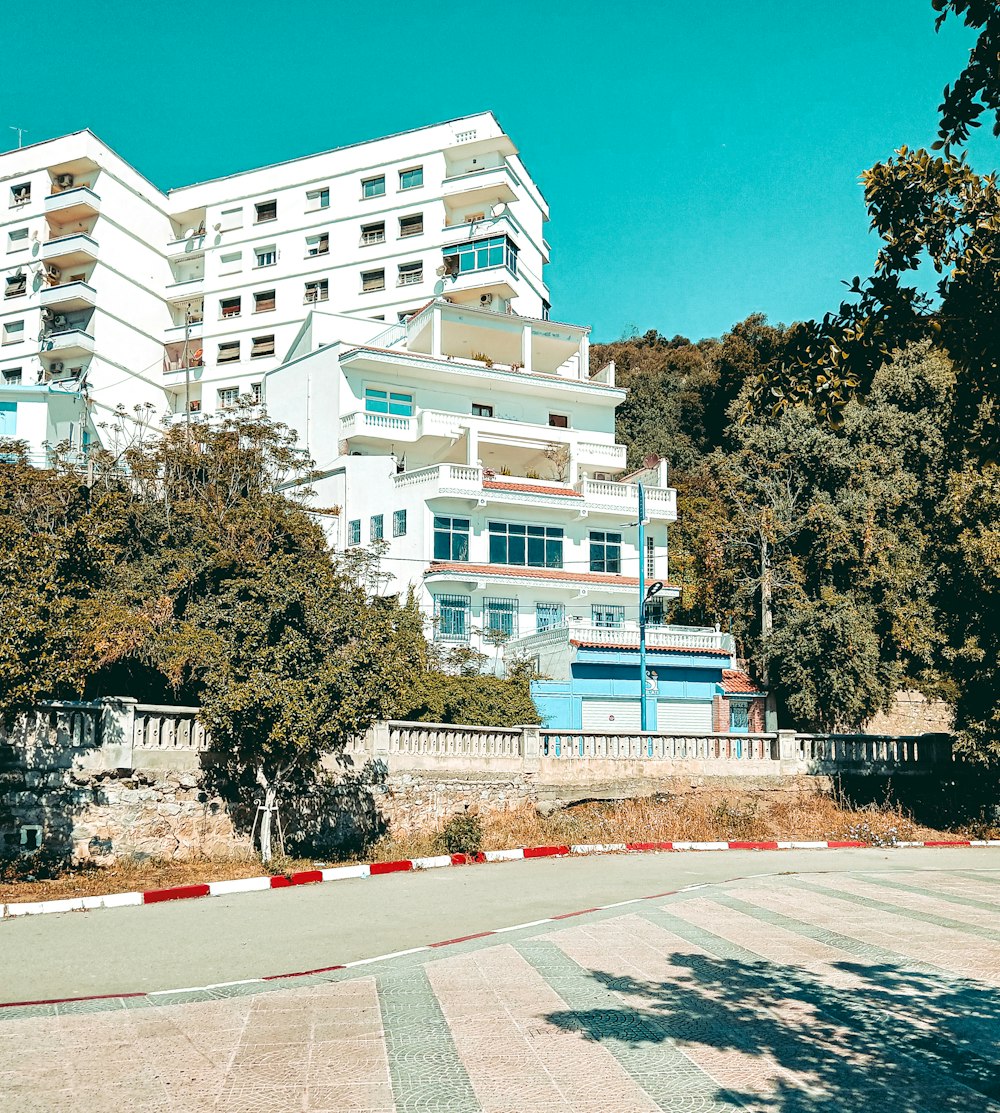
[466, 426, 479, 466]
[431, 304, 442, 358]
[521, 323, 532, 374]
[579, 334, 589, 380]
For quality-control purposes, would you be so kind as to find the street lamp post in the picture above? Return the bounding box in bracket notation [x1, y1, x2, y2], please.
[637, 482, 665, 733]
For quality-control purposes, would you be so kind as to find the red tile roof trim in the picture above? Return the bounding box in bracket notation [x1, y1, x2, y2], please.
[482, 480, 582, 498]
[722, 669, 765, 695]
[425, 562, 652, 587]
[570, 640, 731, 657]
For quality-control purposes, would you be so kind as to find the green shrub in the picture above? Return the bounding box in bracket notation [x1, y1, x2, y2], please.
[438, 813, 483, 855]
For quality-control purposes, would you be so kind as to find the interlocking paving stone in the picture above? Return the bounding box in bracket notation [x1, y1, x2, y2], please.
[376, 964, 480, 1112]
[515, 937, 739, 1112]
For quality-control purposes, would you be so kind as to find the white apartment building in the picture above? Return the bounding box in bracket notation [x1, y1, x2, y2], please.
[0, 113, 549, 453]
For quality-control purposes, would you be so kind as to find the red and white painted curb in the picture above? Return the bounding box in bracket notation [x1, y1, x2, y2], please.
[2, 838, 997, 921]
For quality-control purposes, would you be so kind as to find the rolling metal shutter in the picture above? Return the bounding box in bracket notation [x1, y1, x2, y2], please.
[581, 700, 642, 731]
[658, 700, 713, 733]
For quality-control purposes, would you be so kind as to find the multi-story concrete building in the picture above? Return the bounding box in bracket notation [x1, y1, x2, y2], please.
[1, 114, 758, 728]
[0, 112, 548, 451]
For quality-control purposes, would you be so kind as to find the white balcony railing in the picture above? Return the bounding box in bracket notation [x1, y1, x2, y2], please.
[44, 187, 101, 219]
[510, 621, 734, 656]
[166, 233, 206, 259]
[577, 441, 627, 469]
[41, 233, 99, 263]
[39, 281, 97, 310]
[42, 328, 95, 356]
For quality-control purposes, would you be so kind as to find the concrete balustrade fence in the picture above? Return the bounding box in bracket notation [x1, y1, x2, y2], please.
[2, 701, 955, 779]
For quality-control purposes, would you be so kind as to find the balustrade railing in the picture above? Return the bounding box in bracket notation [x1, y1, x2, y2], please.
[132, 703, 210, 752]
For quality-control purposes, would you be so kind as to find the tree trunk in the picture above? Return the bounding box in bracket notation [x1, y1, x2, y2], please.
[760, 534, 779, 730]
[256, 766, 277, 864]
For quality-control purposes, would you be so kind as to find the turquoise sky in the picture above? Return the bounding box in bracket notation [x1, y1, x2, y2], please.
[7, 1, 995, 341]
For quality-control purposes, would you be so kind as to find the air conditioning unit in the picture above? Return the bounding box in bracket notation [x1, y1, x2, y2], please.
[55, 174, 74, 188]
[480, 293, 494, 307]
[50, 361, 65, 374]
[45, 264, 61, 281]
[594, 472, 611, 481]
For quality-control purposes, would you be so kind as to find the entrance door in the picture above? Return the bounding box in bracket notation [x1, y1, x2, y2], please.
[581, 699, 642, 731]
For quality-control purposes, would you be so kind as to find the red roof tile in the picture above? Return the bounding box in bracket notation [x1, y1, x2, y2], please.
[482, 480, 582, 498]
[570, 640, 731, 657]
[722, 669, 765, 694]
[425, 562, 657, 587]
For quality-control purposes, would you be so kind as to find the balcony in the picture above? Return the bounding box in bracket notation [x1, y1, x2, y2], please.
[392, 463, 676, 519]
[42, 233, 98, 267]
[576, 441, 627, 471]
[45, 187, 101, 223]
[442, 164, 519, 209]
[41, 329, 95, 359]
[340, 408, 461, 445]
[165, 274, 204, 297]
[509, 621, 734, 658]
[164, 319, 204, 342]
[167, 233, 206, 260]
[39, 281, 97, 312]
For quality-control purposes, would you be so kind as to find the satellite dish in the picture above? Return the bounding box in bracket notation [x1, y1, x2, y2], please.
[435, 265, 448, 277]
[490, 202, 508, 219]
[213, 222, 222, 232]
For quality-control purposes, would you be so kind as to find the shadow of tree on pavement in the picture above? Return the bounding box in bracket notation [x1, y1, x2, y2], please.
[544, 949, 1000, 1112]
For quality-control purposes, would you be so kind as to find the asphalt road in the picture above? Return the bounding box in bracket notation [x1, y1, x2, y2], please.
[2, 846, 998, 1003]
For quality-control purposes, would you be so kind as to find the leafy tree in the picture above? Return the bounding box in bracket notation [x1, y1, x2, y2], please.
[932, 0, 1000, 151]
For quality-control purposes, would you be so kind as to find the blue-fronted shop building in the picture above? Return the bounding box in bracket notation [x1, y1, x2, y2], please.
[510, 622, 765, 732]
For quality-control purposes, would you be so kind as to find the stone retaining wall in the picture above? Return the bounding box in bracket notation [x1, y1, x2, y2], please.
[0, 700, 959, 865]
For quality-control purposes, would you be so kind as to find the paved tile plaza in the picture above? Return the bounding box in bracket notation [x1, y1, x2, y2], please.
[3, 866, 1000, 1111]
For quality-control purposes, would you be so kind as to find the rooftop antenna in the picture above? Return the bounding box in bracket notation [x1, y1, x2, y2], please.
[9, 126, 27, 148]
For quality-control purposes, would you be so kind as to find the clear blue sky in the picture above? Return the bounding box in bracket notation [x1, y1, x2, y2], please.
[7, 1, 995, 341]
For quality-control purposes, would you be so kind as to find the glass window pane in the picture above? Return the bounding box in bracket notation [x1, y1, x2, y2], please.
[453, 532, 469, 561]
[489, 534, 506, 564]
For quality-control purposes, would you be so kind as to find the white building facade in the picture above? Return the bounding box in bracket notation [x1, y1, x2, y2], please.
[265, 298, 679, 657]
[0, 113, 549, 451]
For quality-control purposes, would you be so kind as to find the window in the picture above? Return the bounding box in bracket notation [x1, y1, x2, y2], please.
[254, 199, 277, 223]
[219, 207, 243, 231]
[645, 597, 666, 626]
[250, 334, 274, 359]
[4, 275, 26, 299]
[488, 522, 563, 569]
[7, 228, 28, 252]
[589, 530, 622, 574]
[536, 602, 565, 631]
[304, 278, 329, 304]
[542, 299, 551, 321]
[218, 386, 240, 408]
[361, 268, 385, 293]
[399, 166, 423, 190]
[484, 597, 518, 639]
[220, 296, 241, 319]
[217, 340, 240, 364]
[255, 245, 277, 267]
[399, 213, 423, 238]
[219, 250, 243, 273]
[646, 535, 656, 577]
[2, 320, 24, 345]
[441, 235, 518, 276]
[0, 401, 15, 437]
[730, 702, 750, 732]
[254, 289, 276, 313]
[348, 519, 361, 546]
[1, 367, 22, 385]
[306, 231, 329, 256]
[393, 509, 407, 537]
[434, 594, 471, 641]
[306, 187, 329, 211]
[251, 382, 263, 403]
[472, 402, 493, 418]
[365, 388, 413, 416]
[361, 221, 385, 245]
[369, 514, 384, 542]
[548, 413, 569, 429]
[397, 261, 422, 286]
[10, 183, 30, 207]
[592, 604, 625, 628]
[433, 516, 470, 561]
[362, 175, 385, 199]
